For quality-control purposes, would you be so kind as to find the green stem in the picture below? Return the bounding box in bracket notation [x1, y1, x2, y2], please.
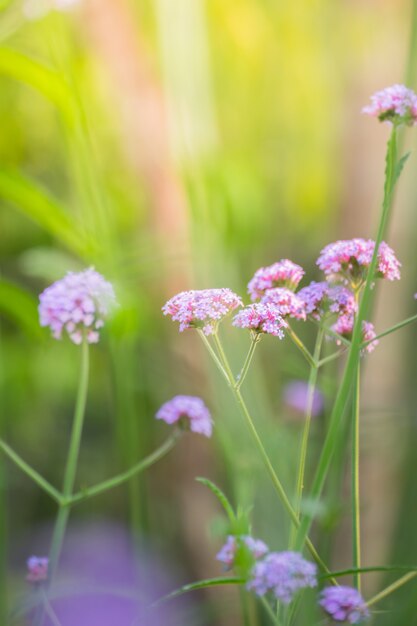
[197, 330, 230, 383]
[260, 596, 281, 625]
[49, 340, 90, 577]
[286, 326, 316, 368]
[295, 127, 400, 551]
[352, 364, 361, 590]
[0, 439, 62, 503]
[317, 349, 345, 368]
[367, 571, 417, 607]
[291, 328, 324, 547]
[69, 432, 180, 505]
[236, 334, 261, 390]
[362, 312, 417, 347]
[212, 332, 236, 383]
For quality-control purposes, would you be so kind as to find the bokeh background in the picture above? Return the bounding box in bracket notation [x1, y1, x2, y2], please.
[1, 0, 417, 623]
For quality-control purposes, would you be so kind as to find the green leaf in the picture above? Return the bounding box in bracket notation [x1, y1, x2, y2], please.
[393, 152, 411, 187]
[153, 576, 244, 606]
[196, 477, 235, 523]
[0, 280, 43, 338]
[320, 565, 417, 580]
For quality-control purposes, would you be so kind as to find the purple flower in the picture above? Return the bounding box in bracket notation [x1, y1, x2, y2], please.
[319, 586, 370, 623]
[27, 556, 48, 584]
[317, 239, 401, 284]
[261, 288, 306, 321]
[216, 536, 268, 570]
[362, 321, 378, 354]
[247, 551, 317, 603]
[283, 381, 324, 417]
[248, 260, 305, 301]
[298, 282, 357, 321]
[232, 303, 288, 338]
[362, 84, 417, 126]
[155, 396, 213, 437]
[331, 316, 378, 355]
[162, 289, 243, 335]
[39, 268, 116, 345]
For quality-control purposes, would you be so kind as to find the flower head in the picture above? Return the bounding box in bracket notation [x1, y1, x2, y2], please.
[319, 586, 370, 623]
[216, 535, 268, 570]
[332, 316, 378, 355]
[162, 289, 242, 335]
[248, 260, 305, 301]
[297, 282, 357, 321]
[39, 268, 116, 345]
[363, 84, 417, 126]
[232, 303, 288, 338]
[283, 381, 324, 417]
[261, 288, 306, 321]
[27, 556, 49, 584]
[247, 551, 317, 603]
[155, 395, 212, 437]
[317, 239, 400, 285]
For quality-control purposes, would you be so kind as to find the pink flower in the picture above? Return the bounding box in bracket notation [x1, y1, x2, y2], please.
[248, 260, 305, 301]
[27, 556, 48, 584]
[216, 535, 268, 570]
[363, 84, 417, 126]
[162, 289, 243, 335]
[38, 268, 116, 344]
[332, 316, 378, 354]
[317, 239, 400, 284]
[155, 395, 213, 437]
[232, 303, 288, 338]
[261, 288, 306, 321]
[298, 281, 357, 321]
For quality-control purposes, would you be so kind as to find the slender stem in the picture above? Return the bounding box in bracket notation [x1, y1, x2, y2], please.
[352, 364, 361, 590]
[239, 587, 251, 626]
[197, 330, 230, 383]
[0, 439, 62, 503]
[236, 334, 261, 390]
[312, 319, 351, 347]
[49, 340, 90, 577]
[41, 588, 63, 626]
[291, 328, 324, 547]
[317, 349, 345, 368]
[212, 332, 236, 383]
[69, 432, 180, 505]
[367, 571, 417, 607]
[286, 326, 316, 368]
[362, 313, 417, 347]
[260, 596, 281, 625]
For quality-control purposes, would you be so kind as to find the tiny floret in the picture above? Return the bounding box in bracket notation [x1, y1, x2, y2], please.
[248, 260, 305, 301]
[247, 551, 317, 603]
[363, 84, 417, 126]
[216, 535, 268, 570]
[319, 586, 370, 623]
[27, 556, 48, 584]
[233, 303, 288, 338]
[261, 288, 306, 321]
[38, 268, 116, 344]
[162, 289, 243, 335]
[155, 395, 213, 437]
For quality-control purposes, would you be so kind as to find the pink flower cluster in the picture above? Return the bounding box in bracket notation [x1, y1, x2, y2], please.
[320, 586, 370, 623]
[216, 535, 268, 570]
[298, 282, 357, 321]
[332, 317, 378, 354]
[38, 268, 116, 345]
[363, 84, 417, 126]
[248, 260, 305, 300]
[317, 239, 401, 284]
[162, 289, 242, 335]
[27, 556, 48, 584]
[155, 395, 213, 437]
[232, 303, 288, 338]
[261, 288, 306, 321]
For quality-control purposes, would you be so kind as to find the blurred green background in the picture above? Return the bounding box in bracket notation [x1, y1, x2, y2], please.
[1, 0, 417, 623]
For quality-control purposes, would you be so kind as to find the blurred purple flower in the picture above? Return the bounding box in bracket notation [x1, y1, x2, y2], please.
[27, 556, 48, 584]
[261, 288, 306, 321]
[155, 395, 213, 437]
[363, 84, 417, 126]
[283, 381, 324, 417]
[39, 268, 116, 344]
[162, 288, 242, 335]
[233, 303, 288, 338]
[248, 260, 305, 301]
[319, 585, 370, 623]
[216, 535, 268, 570]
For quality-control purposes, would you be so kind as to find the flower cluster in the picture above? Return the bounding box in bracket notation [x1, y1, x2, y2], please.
[155, 395, 213, 437]
[162, 289, 242, 335]
[247, 551, 317, 603]
[298, 282, 357, 320]
[317, 239, 401, 284]
[26, 556, 49, 584]
[261, 288, 306, 321]
[216, 535, 268, 570]
[248, 260, 305, 301]
[38, 268, 116, 345]
[332, 317, 378, 354]
[363, 84, 417, 126]
[232, 303, 288, 338]
[320, 586, 370, 623]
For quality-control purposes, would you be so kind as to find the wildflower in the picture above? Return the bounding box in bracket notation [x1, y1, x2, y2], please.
[298, 282, 357, 320]
[317, 239, 400, 285]
[248, 260, 305, 301]
[216, 535, 268, 570]
[261, 288, 306, 321]
[319, 586, 370, 623]
[39, 268, 116, 345]
[232, 303, 287, 338]
[155, 396, 213, 437]
[297, 281, 330, 320]
[283, 380, 324, 417]
[162, 289, 242, 335]
[332, 316, 378, 354]
[27, 556, 48, 584]
[247, 551, 317, 603]
[362, 84, 417, 126]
